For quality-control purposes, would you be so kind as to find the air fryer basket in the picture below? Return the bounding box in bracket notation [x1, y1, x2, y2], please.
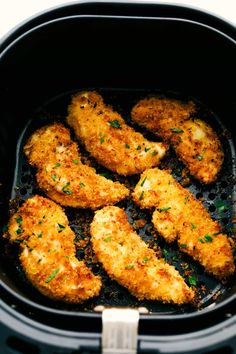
[0, 2, 236, 353]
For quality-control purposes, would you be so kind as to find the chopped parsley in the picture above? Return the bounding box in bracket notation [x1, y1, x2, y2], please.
[191, 223, 197, 229]
[170, 128, 184, 133]
[79, 182, 85, 187]
[158, 207, 171, 212]
[99, 132, 107, 143]
[58, 223, 66, 232]
[109, 120, 122, 129]
[125, 143, 130, 149]
[62, 182, 72, 195]
[125, 265, 134, 269]
[104, 237, 112, 242]
[151, 150, 158, 156]
[140, 176, 147, 187]
[204, 234, 213, 242]
[15, 216, 23, 235]
[73, 159, 79, 164]
[197, 154, 203, 161]
[136, 145, 141, 150]
[15, 216, 22, 225]
[54, 162, 61, 167]
[51, 174, 57, 181]
[139, 191, 144, 201]
[145, 147, 151, 152]
[215, 200, 227, 213]
[180, 243, 187, 249]
[184, 196, 189, 204]
[188, 275, 197, 286]
[37, 231, 43, 238]
[45, 268, 60, 283]
[143, 256, 149, 262]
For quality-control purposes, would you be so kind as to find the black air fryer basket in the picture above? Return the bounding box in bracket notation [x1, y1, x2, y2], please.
[0, 1, 236, 353]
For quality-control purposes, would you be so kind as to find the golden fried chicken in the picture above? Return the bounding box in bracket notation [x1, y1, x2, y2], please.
[24, 123, 129, 209]
[132, 168, 235, 280]
[90, 206, 195, 304]
[66, 91, 167, 176]
[7, 195, 102, 303]
[131, 97, 224, 184]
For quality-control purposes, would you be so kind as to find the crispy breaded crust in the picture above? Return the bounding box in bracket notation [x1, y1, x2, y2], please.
[7, 195, 102, 303]
[66, 91, 167, 175]
[24, 123, 129, 209]
[131, 97, 224, 184]
[90, 206, 195, 304]
[132, 168, 235, 280]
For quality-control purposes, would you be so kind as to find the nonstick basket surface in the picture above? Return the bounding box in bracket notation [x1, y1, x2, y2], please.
[1, 88, 235, 317]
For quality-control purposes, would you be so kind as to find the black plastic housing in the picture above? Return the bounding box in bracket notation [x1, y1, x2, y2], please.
[0, 2, 236, 353]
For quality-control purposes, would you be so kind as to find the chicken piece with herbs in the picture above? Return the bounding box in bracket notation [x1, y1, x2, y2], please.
[131, 97, 224, 184]
[90, 206, 195, 305]
[66, 91, 167, 176]
[24, 123, 129, 209]
[132, 168, 235, 281]
[6, 195, 102, 303]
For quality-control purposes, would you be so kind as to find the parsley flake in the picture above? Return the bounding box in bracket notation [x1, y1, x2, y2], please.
[45, 268, 60, 283]
[170, 128, 184, 133]
[108, 120, 122, 129]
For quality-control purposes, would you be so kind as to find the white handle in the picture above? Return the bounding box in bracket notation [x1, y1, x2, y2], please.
[102, 308, 140, 354]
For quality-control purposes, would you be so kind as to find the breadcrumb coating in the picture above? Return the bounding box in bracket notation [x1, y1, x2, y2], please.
[24, 123, 129, 209]
[131, 97, 224, 184]
[90, 206, 195, 304]
[132, 168, 235, 280]
[7, 195, 102, 303]
[66, 91, 167, 175]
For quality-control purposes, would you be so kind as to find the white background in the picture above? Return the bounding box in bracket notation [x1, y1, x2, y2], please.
[0, 0, 236, 40]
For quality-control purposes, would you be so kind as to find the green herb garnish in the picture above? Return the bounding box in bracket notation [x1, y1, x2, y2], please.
[125, 265, 134, 269]
[158, 207, 171, 212]
[170, 128, 184, 133]
[73, 159, 79, 164]
[145, 147, 151, 152]
[45, 268, 60, 283]
[197, 154, 203, 161]
[188, 276, 197, 286]
[62, 182, 72, 195]
[37, 232, 43, 238]
[51, 174, 57, 181]
[79, 182, 85, 187]
[140, 176, 147, 187]
[139, 191, 144, 201]
[191, 223, 197, 229]
[104, 237, 112, 242]
[180, 244, 187, 249]
[136, 145, 141, 150]
[125, 143, 130, 149]
[204, 234, 213, 242]
[54, 162, 61, 167]
[58, 223, 66, 232]
[215, 200, 227, 213]
[109, 120, 122, 129]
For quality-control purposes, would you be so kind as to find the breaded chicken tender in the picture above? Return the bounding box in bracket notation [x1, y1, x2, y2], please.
[132, 168, 235, 280]
[24, 123, 129, 209]
[90, 206, 195, 304]
[131, 97, 224, 184]
[66, 91, 167, 175]
[7, 195, 102, 303]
